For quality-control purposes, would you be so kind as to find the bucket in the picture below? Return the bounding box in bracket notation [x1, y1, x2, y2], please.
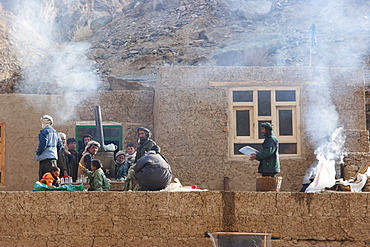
[95, 151, 116, 178]
[256, 176, 283, 192]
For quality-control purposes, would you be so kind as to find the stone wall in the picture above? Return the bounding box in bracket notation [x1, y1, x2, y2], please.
[0, 191, 369, 247]
[154, 66, 369, 192]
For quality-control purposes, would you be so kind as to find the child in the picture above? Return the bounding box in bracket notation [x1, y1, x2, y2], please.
[40, 166, 61, 187]
[81, 159, 110, 191]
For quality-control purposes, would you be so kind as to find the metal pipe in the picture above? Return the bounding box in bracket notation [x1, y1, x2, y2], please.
[94, 105, 104, 150]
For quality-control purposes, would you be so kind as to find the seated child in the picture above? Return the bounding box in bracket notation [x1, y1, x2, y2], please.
[40, 166, 61, 187]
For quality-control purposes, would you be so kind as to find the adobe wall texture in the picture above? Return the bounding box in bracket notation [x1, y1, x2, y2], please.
[0, 90, 154, 191]
[0, 66, 368, 191]
[154, 66, 369, 192]
[0, 191, 369, 247]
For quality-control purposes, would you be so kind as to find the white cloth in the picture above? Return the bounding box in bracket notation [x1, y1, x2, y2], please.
[348, 173, 367, 192]
[305, 157, 336, 193]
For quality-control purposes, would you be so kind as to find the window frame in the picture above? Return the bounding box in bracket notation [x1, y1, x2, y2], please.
[229, 86, 301, 158]
[75, 123, 123, 151]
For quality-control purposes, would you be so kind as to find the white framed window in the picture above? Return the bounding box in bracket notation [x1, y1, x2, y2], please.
[229, 87, 300, 157]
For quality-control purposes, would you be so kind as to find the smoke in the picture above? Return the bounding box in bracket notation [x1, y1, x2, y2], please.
[8, 0, 101, 123]
[303, 0, 370, 160]
[308, 0, 370, 68]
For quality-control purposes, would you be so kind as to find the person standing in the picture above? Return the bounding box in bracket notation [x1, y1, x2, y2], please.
[35, 115, 63, 180]
[78, 140, 100, 178]
[250, 122, 280, 177]
[114, 151, 127, 179]
[125, 143, 136, 171]
[134, 127, 156, 163]
[78, 134, 93, 161]
[57, 132, 70, 177]
[80, 141, 100, 170]
[66, 137, 79, 182]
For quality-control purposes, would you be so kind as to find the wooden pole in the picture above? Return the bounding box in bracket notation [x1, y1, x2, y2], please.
[223, 177, 230, 191]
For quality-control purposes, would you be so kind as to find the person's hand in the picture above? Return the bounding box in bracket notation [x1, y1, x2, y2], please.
[249, 153, 257, 161]
[79, 163, 86, 171]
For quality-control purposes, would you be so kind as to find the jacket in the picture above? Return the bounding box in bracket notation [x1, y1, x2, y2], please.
[35, 126, 62, 161]
[85, 168, 110, 191]
[134, 139, 156, 163]
[39, 172, 60, 187]
[133, 151, 172, 191]
[256, 130, 280, 174]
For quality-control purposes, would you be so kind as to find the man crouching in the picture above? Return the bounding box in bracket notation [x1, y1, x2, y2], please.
[131, 146, 172, 191]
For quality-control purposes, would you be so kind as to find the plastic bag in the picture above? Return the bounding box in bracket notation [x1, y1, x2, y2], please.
[33, 181, 84, 191]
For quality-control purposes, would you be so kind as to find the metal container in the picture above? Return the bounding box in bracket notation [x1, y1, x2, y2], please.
[95, 151, 115, 178]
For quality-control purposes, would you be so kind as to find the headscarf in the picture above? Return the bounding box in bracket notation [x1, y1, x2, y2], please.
[83, 140, 101, 154]
[40, 115, 53, 129]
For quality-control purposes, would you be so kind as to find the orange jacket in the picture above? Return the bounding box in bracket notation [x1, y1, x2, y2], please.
[39, 172, 60, 187]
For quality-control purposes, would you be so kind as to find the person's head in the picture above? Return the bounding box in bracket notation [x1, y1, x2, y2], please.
[261, 122, 273, 135]
[50, 166, 60, 178]
[115, 151, 126, 164]
[67, 138, 77, 151]
[82, 134, 93, 146]
[91, 159, 102, 170]
[85, 140, 101, 155]
[40, 115, 53, 129]
[137, 127, 151, 142]
[126, 143, 136, 155]
[59, 132, 66, 145]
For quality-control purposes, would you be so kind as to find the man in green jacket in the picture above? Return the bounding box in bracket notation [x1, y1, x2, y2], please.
[250, 122, 280, 177]
[134, 127, 156, 163]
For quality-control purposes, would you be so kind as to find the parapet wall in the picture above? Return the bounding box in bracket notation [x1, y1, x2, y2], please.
[0, 191, 369, 247]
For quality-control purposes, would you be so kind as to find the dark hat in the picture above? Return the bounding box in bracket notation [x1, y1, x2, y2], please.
[261, 122, 273, 131]
[67, 138, 76, 145]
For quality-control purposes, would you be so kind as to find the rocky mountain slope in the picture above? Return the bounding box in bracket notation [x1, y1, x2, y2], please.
[0, 0, 369, 93]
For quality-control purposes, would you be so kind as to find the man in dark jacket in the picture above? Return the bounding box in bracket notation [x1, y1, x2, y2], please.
[66, 137, 79, 182]
[132, 146, 172, 191]
[250, 122, 280, 177]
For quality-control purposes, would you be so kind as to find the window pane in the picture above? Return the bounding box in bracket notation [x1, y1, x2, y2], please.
[234, 143, 261, 155]
[233, 91, 253, 102]
[104, 127, 121, 139]
[279, 143, 297, 154]
[236, 110, 250, 136]
[258, 91, 271, 116]
[258, 120, 271, 139]
[276, 90, 296, 101]
[76, 126, 122, 150]
[279, 110, 293, 136]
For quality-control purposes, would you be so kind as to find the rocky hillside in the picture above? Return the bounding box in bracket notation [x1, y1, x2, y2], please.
[0, 0, 369, 92]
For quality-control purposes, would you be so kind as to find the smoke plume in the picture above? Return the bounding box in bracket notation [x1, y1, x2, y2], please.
[8, 0, 101, 122]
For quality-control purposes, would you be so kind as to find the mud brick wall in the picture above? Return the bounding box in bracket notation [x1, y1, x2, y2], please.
[0, 191, 369, 247]
[154, 66, 369, 192]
